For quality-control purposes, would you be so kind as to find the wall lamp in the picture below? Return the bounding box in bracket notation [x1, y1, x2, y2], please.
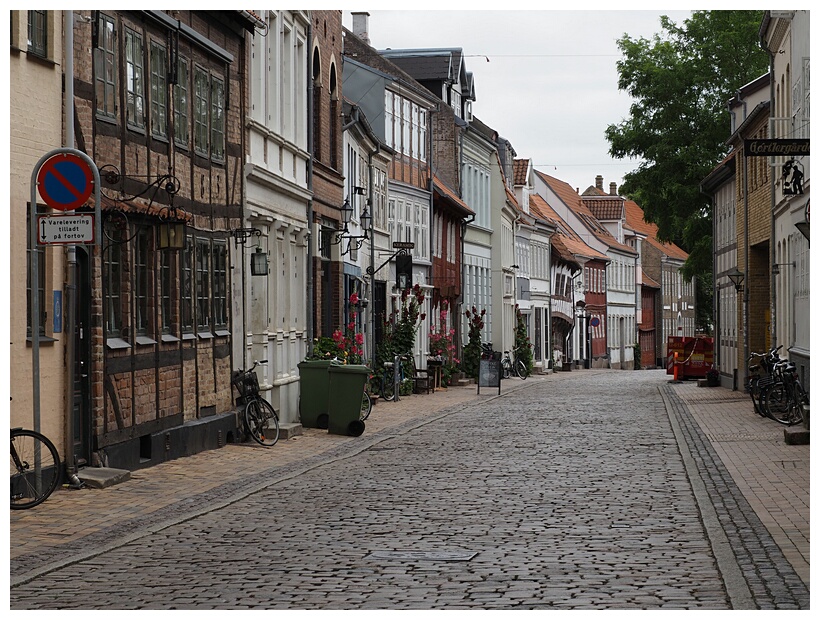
[331, 197, 371, 256]
[231, 227, 268, 276]
[727, 267, 745, 292]
[157, 205, 187, 250]
[771, 261, 795, 276]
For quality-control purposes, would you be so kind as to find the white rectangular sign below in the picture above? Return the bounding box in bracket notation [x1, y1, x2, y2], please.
[38, 214, 95, 244]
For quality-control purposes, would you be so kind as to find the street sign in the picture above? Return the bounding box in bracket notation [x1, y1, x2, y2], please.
[392, 241, 415, 249]
[37, 214, 95, 245]
[590, 316, 600, 328]
[36, 152, 95, 211]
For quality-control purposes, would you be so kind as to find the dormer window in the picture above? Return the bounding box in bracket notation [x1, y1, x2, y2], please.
[451, 88, 461, 119]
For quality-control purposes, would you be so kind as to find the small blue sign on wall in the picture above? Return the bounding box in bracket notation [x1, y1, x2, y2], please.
[53, 291, 62, 333]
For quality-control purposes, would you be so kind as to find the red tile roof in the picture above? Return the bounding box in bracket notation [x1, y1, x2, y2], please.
[433, 175, 474, 216]
[529, 193, 609, 263]
[513, 159, 529, 186]
[535, 170, 637, 257]
[623, 199, 688, 261]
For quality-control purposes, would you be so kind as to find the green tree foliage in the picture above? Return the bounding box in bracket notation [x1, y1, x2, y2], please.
[462, 306, 486, 379]
[605, 10, 769, 331]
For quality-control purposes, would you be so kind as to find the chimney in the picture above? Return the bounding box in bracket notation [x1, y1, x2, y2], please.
[351, 12, 370, 45]
[610, 182, 617, 196]
[595, 175, 603, 191]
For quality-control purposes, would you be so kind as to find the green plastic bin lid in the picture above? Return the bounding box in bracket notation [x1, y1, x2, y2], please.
[298, 359, 340, 368]
[327, 363, 370, 375]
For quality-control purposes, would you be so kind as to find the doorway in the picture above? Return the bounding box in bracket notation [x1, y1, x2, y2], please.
[73, 247, 92, 465]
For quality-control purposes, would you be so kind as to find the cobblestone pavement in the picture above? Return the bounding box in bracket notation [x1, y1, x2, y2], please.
[8, 369, 810, 610]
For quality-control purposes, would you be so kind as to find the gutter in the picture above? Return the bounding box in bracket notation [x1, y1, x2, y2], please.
[306, 23, 314, 354]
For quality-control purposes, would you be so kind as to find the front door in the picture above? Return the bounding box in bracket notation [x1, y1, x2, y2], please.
[73, 247, 92, 466]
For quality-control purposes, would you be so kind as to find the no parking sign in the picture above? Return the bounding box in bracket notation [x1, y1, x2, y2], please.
[36, 152, 95, 211]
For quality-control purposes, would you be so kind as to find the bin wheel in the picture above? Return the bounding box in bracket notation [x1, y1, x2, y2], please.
[348, 420, 365, 437]
[317, 413, 329, 430]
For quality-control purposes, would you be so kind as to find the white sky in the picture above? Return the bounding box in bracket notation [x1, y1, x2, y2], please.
[344, 9, 694, 194]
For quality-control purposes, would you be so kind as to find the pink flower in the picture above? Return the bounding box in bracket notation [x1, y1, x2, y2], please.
[355, 333, 364, 345]
[350, 293, 359, 305]
[332, 329, 343, 342]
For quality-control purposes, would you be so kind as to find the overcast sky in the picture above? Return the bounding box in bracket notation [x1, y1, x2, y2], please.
[343, 9, 694, 194]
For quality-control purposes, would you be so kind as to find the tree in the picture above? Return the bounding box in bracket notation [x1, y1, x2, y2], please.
[605, 10, 769, 331]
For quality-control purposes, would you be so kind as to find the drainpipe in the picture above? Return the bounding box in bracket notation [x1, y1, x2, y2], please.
[762, 35, 778, 351]
[367, 143, 379, 368]
[63, 12, 82, 488]
[306, 23, 314, 354]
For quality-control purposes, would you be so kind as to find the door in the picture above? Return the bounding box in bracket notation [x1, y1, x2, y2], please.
[73, 247, 92, 465]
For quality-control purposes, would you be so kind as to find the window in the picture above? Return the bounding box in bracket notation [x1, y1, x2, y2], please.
[134, 229, 151, 336]
[194, 67, 209, 156]
[210, 76, 225, 161]
[181, 236, 194, 333]
[419, 109, 427, 162]
[196, 238, 211, 331]
[124, 28, 145, 129]
[212, 241, 228, 329]
[26, 204, 46, 337]
[27, 10, 47, 57]
[104, 221, 126, 337]
[160, 251, 173, 334]
[174, 57, 189, 148]
[385, 91, 395, 149]
[149, 41, 167, 139]
[94, 13, 116, 119]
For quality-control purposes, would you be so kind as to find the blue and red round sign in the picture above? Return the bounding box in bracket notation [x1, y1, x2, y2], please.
[590, 317, 601, 328]
[36, 153, 94, 211]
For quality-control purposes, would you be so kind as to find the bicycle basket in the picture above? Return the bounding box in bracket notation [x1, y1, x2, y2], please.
[231, 370, 259, 401]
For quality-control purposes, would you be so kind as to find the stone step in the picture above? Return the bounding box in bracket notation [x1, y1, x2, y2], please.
[784, 426, 809, 445]
[278, 423, 302, 440]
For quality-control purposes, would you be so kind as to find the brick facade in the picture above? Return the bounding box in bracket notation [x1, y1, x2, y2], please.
[70, 10, 253, 468]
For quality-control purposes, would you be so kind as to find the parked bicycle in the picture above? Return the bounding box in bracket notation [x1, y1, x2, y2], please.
[231, 360, 279, 446]
[374, 354, 415, 401]
[761, 359, 809, 426]
[746, 345, 783, 418]
[10, 427, 61, 509]
[501, 348, 529, 379]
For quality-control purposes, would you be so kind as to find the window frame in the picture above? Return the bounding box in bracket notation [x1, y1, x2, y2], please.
[210, 75, 226, 162]
[181, 235, 194, 334]
[103, 220, 127, 338]
[149, 40, 168, 139]
[193, 66, 209, 157]
[133, 227, 152, 337]
[27, 10, 48, 58]
[26, 204, 47, 338]
[174, 56, 190, 149]
[124, 27, 146, 130]
[195, 238, 211, 333]
[94, 13, 117, 120]
[212, 240, 228, 331]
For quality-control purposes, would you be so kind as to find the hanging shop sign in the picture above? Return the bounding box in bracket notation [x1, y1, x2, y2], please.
[743, 139, 810, 157]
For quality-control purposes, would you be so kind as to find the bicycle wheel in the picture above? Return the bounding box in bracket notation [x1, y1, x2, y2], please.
[380, 374, 395, 401]
[762, 383, 795, 425]
[515, 359, 528, 379]
[244, 399, 279, 446]
[360, 391, 372, 421]
[10, 429, 61, 510]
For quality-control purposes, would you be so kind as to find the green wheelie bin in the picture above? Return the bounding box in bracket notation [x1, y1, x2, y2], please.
[326, 364, 369, 436]
[297, 360, 338, 429]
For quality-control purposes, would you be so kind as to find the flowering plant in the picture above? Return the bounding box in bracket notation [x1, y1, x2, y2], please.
[308, 294, 365, 364]
[428, 301, 459, 386]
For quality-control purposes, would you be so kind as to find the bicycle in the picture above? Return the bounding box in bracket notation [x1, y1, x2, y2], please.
[10, 427, 61, 509]
[761, 360, 809, 426]
[746, 346, 783, 418]
[361, 378, 373, 421]
[376, 354, 412, 401]
[231, 360, 280, 446]
[501, 348, 529, 379]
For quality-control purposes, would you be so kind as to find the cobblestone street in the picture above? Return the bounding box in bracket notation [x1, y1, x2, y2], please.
[9, 370, 810, 610]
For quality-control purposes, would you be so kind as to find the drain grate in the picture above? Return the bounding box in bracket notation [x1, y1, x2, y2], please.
[367, 550, 478, 561]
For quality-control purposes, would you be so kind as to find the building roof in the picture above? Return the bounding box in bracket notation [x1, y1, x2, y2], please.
[513, 159, 529, 186]
[642, 269, 661, 289]
[535, 170, 637, 257]
[433, 175, 474, 217]
[529, 193, 609, 263]
[623, 199, 688, 261]
[583, 196, 624, 221]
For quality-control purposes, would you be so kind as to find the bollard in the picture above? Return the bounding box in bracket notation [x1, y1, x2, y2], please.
[673, 352, 679, 381]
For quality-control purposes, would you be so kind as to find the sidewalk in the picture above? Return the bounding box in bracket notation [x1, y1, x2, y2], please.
[668, 379, 810, 587]
[9, 370, 810, 592]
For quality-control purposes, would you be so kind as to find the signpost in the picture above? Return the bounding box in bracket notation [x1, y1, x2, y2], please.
[38, 214, 95, 245]
[478, 358, 501, 395]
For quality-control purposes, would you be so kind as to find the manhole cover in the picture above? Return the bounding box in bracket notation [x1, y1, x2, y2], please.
[367, 550, 478, 561]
